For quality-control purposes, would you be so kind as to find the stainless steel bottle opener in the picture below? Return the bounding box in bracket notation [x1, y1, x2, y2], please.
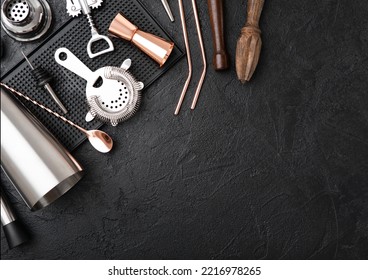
[66, 0, 114, 58]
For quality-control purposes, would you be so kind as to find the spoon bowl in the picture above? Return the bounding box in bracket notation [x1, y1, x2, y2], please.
[85, 130, 113, 153]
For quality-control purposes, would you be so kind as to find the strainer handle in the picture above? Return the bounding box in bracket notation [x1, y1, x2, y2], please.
[54, 47, 95, 81]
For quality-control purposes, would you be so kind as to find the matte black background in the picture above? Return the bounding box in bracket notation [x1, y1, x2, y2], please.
[1, 0, 367, 259]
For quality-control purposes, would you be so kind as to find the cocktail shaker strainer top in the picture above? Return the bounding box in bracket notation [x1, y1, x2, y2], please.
[0, 0, 52, 42]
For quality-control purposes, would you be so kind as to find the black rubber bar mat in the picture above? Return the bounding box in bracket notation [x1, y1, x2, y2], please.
[1, 0, 183, 151]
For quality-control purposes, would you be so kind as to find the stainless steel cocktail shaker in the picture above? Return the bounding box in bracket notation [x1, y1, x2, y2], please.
[1, 86, 84, 211]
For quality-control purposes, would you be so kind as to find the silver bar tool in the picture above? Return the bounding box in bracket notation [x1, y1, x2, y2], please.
[66, 0, 114, 58]
[161, 0, 175, 22]
[1, 85, 84, 211]
[21, 51, 68, 114]
[1, 188, 29, 249]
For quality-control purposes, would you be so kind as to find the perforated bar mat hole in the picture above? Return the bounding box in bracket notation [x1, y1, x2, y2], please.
[1, 0, 184, 151]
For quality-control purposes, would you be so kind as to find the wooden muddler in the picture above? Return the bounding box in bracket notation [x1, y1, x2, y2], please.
[207, 0, 229, 70]
[236, 0, 265, 83]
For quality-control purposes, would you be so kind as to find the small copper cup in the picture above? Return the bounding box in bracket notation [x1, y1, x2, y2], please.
[109, 13, 174, 67]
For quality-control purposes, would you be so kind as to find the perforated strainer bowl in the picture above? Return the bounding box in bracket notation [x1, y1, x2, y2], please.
[87, 66, 144, 126]
[1, 0, 52, 42]
[6, 0, 30, 22]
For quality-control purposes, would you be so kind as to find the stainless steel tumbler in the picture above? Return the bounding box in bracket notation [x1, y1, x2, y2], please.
[1, 86, 84, 211]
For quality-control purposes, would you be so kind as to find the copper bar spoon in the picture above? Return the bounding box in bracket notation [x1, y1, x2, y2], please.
[0, 83, 113, 153]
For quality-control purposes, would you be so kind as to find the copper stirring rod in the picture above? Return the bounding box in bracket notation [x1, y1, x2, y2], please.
[0, 83, 85, 132]
[190, 0, 207, 110]
[0, 83, 114, 153]
[175, 0, 193, 115]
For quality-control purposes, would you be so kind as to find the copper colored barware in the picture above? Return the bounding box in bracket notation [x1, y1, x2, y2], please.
[109, 13, 174, 67]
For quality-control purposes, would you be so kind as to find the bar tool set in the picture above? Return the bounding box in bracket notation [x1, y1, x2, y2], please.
[1, 0, 268, 250]
[0, 0, 182, 250]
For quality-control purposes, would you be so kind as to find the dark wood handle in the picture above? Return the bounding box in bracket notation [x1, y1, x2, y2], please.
[245, 0, 265, 28]
[207, 0, 229, 70]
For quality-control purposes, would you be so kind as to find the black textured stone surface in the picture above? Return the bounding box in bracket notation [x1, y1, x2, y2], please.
[1, 0, 367, 260]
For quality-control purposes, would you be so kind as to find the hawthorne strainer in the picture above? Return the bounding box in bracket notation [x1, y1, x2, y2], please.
[55, 47, 144, 126]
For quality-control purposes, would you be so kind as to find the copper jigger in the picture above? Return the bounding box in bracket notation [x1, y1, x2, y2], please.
[109, 13, 174, 67]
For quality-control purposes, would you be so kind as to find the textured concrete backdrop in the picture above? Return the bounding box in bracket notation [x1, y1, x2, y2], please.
[1, 0, 367, 259]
